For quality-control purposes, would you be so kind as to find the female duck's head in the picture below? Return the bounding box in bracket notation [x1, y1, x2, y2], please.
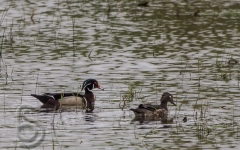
[160, 92, 176, 106]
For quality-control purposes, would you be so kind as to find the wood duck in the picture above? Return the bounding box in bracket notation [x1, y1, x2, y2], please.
[130, 92, 176, 117]
[31, 79, 104, 112]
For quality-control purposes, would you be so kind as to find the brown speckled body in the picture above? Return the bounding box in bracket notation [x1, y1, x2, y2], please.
[130, 92, 176, 117]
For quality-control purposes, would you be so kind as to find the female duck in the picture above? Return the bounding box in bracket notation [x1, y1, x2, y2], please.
[130, 92, 176, 117]
[31, 79, 104, 112]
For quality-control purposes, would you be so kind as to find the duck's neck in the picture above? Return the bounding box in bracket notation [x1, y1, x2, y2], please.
[160, 101, 168, 111]
[84, 88, 95, 112]
[85, 87, 93, 93]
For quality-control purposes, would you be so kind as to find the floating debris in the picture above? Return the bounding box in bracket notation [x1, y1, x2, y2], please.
[31, 8, 36, 24]
[220, 106, 226, 109]
[183, 116, 187, 122]
[228, 58, 238, 65]
[220, 73, 229, 80]
[88, 50, 92, 61]
[194, 9, 201, 17]
[31, 8, 36, 20]
[137, 1, 149, 7]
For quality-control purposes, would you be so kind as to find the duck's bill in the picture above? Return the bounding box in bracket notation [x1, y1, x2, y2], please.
[98, 84, 104, 90]
[171, 101, 176, 106]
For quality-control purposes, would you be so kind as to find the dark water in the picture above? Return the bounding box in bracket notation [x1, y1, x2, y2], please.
[1, 0, 240, 149]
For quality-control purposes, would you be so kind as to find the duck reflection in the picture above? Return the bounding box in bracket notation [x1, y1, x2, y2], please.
[131, 115, 174, 125]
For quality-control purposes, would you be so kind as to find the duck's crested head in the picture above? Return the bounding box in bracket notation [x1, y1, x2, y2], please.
[160, 92, 176, 106]
[81, 79, 104, 91]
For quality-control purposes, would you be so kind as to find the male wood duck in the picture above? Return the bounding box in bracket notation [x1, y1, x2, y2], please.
[130, 92, 176, 117]
[31, 79, 104, 112]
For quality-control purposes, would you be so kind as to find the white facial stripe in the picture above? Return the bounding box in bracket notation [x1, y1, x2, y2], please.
[82, 82, 91, 90]
[92, 83, 94, 89]
[82, 81, 86, 88]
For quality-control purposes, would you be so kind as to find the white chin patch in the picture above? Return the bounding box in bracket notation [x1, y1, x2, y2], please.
[87, 87, 92, 92]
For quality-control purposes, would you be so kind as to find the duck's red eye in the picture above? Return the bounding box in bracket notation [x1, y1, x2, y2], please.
[94, 82, 97, 84]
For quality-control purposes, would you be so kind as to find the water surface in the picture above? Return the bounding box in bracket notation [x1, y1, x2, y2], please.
[0, 0, 240, 149]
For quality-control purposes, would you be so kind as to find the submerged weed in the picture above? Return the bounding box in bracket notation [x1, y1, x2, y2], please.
[119, 81, 146, 110]
[228, 57, 238, 66]
[123, 83, 136, 102]
[220, 72, 232, 81]
[214, 53, 239, 81]
[121, 81, 145, 102]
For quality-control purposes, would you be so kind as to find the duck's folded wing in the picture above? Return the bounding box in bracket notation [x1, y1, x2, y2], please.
[31, 94, 55, 104]
[130, 104, 159, 114]
[138, 104, 160, 111]
[44, 92, 84, 100]
[129, 108, 146, 114]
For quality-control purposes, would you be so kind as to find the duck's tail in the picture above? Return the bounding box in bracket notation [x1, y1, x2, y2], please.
[31, 94, 51, 104]
[130, 108, 143, 115]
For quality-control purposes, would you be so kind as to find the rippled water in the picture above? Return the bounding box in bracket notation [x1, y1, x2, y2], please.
[1, 0, 240, 149]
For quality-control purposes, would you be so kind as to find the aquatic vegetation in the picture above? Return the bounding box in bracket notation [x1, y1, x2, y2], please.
[121, 81, 146, 102]
[119, 81, 146, 110]
[121, 82, 135, 102]
[1, 1, 240, 149]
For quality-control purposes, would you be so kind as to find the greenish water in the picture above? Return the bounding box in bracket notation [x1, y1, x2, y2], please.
[0, 0, 240, 149]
